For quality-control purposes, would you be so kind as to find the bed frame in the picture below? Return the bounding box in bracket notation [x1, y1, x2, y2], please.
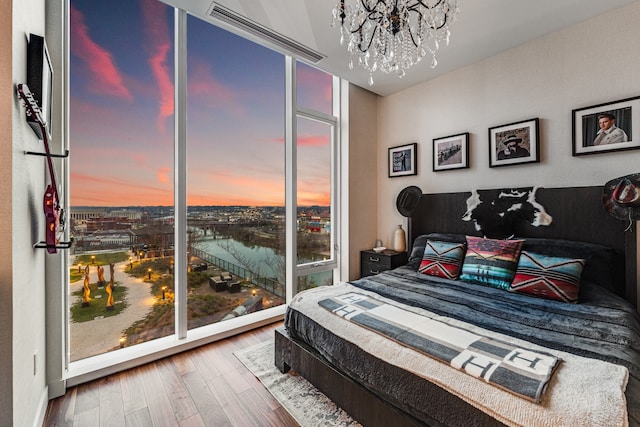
[275, 186, 637, 426]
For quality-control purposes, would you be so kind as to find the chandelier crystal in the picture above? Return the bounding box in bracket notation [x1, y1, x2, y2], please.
[331, 0, 459, 85]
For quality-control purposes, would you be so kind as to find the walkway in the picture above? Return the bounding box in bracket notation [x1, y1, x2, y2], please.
[69, 260, 155, 361]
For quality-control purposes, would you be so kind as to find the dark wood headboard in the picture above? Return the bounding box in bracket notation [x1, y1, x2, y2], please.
[408, 186, 637, 306]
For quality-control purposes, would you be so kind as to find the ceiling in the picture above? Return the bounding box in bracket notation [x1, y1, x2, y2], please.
[163, 0, 638, 96]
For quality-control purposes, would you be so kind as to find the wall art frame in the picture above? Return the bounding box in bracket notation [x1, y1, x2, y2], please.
[388, 142, 417, 178]
[488, 118, 539, 168]
[433, 132, 469, 172]
[26, 33, 53, 140]
[572, 96, 640, 156]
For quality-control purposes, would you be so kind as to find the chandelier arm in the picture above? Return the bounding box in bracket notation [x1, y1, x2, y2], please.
[410, 0, 446, 10]
[408, 0, 450, 30]
[356, 24, 380, 53]
[359, 0, 388, 14]
[349, 3, 385, 51]
[406, 13, 421, 48]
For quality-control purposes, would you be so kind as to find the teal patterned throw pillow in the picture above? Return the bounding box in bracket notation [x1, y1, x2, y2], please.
[459, 236, 524, 290]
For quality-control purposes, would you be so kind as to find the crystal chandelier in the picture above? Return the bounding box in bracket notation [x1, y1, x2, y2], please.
[331, 0, 459, 85]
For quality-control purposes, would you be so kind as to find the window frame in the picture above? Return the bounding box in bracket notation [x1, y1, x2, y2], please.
[58, 3, 345, 386]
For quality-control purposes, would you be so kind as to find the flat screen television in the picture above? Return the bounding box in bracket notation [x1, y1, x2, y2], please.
[26, 33, 53, 139]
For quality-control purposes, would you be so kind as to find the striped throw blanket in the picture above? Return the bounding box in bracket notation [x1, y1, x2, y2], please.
[319, 292, 561, 403]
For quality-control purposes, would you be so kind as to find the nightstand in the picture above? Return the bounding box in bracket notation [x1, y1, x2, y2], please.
[360, 250, 408, 277]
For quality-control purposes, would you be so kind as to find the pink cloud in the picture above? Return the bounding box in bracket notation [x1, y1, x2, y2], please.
[157, 166, 171, 184]
[70, 6, 133, 100]
[297, 134, 330, 147]
[268, 134, 329, 147]
[297, 65, 332, 109]
[140, 0, 174, 133]
[70, 172, 173, 206]
[188, 60, 244, 115]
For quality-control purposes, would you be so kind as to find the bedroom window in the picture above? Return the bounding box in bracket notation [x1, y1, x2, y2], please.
[184, 15, 286, 331]
[294, 62, 337, 292]
[66, 0, 341, 376]
[68, 0, 176, 362]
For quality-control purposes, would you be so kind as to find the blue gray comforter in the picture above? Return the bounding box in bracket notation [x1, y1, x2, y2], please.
[285, 267, 640, 426]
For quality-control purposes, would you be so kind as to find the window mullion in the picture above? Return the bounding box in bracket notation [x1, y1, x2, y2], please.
[174, 8, 188, 339]
[285, 56, 297, 303]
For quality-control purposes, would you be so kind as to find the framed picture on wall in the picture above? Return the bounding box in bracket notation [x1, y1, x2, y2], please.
[388, 143, 417, 177]
[489, 118, 539, 168]
[572, 96, 640, 156]
[26, 34, 53, 140]
[433, 132, 469, 172]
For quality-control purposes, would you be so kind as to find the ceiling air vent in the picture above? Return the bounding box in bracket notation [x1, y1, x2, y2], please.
[207, 2, 325, 64]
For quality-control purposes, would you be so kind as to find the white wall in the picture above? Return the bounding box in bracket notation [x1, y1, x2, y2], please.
[377, 2, 640, 247]
[9, 0, 50, 426]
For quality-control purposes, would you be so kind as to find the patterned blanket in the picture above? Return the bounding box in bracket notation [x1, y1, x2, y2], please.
[319, 292, 561, 403]
[287, 281, 631, 427]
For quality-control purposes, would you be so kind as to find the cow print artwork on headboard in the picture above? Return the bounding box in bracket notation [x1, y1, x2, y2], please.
[462, 187, 553, 238]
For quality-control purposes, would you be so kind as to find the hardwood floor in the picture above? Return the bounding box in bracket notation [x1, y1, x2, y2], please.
[43, 322, 299, 427]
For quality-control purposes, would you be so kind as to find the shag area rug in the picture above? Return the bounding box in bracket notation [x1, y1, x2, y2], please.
[234, 340, 361, 427]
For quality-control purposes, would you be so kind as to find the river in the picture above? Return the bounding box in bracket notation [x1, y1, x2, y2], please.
[197, 236, 333, 286]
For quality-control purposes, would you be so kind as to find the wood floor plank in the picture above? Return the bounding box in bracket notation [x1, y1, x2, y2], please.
[243, 369, 280, 411]
[178, 413, 206, 427]
[98, 375, 126, 427]
[124, 407, 153, 427]
[171, 352, 196, 376]
[181, 368, 231, 426]
[237, 386, 298, 427]
[74, 380, 101, 417]
[120, 366, 148, 415]
[188, 346, 224, 383]
[44, 322, 298, 427]
[156, 358, 199, 422]
[73, 405, 100, 427]
[44, 386, 77, 427]
[63, 386, 79, 426]
[137, 363, 180, 426]
[218, 388, 263, 427]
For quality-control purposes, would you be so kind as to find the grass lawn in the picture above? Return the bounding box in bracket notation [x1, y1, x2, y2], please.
[70, 252, 130, 283]
[70, 282, 128, 322]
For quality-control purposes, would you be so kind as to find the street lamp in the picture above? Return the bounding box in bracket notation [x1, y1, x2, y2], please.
[91, 255, 95, 264]
[162, 286, 167, 300]
[78, 263, 82, 273]
[148, 268, 152, 280]
[129, 257, 133, 270]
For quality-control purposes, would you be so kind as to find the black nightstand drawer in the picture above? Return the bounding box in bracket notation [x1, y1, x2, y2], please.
[360, 250, 408, 277]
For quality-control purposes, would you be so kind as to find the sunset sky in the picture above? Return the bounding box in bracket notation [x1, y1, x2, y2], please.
[69, 0, 332, 207]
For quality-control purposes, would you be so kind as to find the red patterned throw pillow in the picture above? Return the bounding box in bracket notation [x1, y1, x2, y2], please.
[419, 240, 466, 279]
[510, 251, 585, 303]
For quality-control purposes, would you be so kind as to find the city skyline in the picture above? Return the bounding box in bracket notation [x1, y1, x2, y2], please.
[69, 0, 332, 207]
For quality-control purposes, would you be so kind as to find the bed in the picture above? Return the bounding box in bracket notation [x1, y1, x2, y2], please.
[275, 186, 640, 427]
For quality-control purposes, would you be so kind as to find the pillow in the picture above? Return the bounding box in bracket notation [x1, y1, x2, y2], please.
[459, 236, 524, 290]
[519, 238, 616, 293]
[509, 251, 585, 303]
[408, 233, 467, 269]
[418, 240, 466, 279]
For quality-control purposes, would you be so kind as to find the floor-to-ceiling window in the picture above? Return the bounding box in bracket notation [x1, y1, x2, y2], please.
[68, 0, 175, 361]
[185, 15, 286, 331]
[67, 0, 340, 372]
